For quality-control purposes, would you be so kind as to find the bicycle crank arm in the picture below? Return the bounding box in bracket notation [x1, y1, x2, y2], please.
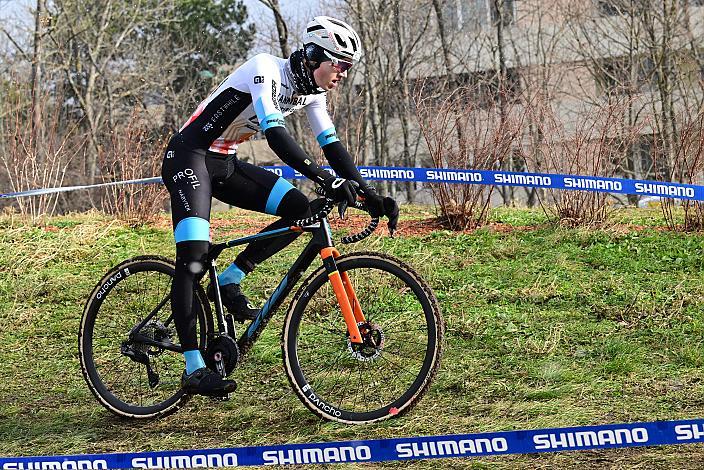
[210, 351, 231, 401]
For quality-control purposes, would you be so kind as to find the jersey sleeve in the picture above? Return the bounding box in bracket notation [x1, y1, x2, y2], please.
[245, 56, 286, 131]
[305, 95, 340, 148]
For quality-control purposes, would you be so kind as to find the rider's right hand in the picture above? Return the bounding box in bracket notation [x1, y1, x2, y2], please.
[320, 175, 358, 206]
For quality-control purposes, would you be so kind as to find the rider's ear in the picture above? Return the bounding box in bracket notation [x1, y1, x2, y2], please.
[305, 59, 319, 71]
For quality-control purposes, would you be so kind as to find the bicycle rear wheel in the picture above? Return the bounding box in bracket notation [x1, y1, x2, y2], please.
[79, 256, 210, 418]
[282, 252, 444, 424]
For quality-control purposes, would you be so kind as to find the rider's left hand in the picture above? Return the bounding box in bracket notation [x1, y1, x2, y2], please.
[359, 185, 400, 235]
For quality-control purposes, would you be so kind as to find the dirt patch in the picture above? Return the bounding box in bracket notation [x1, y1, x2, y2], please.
[151, 211, 549, 238]
[208, 214, 543, 238]
[150, 211, 673, 239]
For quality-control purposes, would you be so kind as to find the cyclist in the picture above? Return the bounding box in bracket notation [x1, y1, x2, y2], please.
[162, 16, 400, 397]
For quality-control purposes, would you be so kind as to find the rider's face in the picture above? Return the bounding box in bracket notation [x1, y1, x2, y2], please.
[313, 61, 349, 91]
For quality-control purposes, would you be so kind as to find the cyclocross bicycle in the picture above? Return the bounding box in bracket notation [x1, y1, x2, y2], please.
[79, 197, 444, 424]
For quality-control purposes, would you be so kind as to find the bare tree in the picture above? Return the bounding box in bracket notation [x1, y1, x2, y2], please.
[257, 0, 291, 57]
[564, 0, 704, 191]
[415, 83, 524, 229]
[0, 77, 83, 220]
[430, 0, 468, 170]
[340, 0, 392, 172]
[1, 0, 256, 215]
[508, 0, 571, 206]
[46, 0, 174, 182]
[335, 0, 437, 201]
[679, 0, 704, 111]
[639, 0, 688, 182]
[491, 0, 515, 204]
[390, 0, 433, 201]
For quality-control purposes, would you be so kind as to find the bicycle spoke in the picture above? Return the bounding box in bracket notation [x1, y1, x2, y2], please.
[303, 348, 348, 388]
[378, 353, 419, 381]
[334, 366, 355, 411]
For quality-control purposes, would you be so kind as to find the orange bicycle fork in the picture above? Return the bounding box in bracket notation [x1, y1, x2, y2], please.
[319, 247, 366, 344]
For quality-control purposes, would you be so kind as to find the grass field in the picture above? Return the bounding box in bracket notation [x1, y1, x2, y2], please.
[1, 206, 704, 468]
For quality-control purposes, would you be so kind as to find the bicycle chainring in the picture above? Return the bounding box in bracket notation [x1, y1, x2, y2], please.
[204, 334, 240, 376]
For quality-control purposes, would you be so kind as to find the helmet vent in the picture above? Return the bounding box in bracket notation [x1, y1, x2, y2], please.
[334, 33, 347, 48]
[307, 25, 325, 32]
[328, 18, 347, 27]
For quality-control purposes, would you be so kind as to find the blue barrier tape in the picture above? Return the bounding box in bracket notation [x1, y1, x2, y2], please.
[263, 166, 704, 201]
[2, 167, 703, 202]
[2, 418, 704, 468]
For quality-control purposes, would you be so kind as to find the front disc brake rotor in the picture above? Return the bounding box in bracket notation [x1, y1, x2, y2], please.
[347, 321, 384, 362]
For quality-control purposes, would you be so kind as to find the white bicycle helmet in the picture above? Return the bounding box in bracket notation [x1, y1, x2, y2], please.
[304, 16, 362, 64]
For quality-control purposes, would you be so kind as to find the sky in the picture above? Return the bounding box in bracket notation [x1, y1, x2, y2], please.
[244, 0, 319, 18]
[0, 0, 32, 25]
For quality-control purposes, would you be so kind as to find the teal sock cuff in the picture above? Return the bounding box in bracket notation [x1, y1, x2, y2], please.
[184, 349, 206, 374]
[219, 263, 246, 285]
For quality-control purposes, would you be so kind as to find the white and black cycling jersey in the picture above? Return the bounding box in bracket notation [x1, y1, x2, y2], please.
[179, 53, 338, 154]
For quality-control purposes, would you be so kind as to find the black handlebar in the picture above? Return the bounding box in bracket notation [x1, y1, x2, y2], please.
[290, 198, 336, 227]
[291, 189, 380, 244]
[341, 204, 379, 244]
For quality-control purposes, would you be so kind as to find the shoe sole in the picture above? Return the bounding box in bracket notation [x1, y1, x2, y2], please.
[182, 384, 237, 397]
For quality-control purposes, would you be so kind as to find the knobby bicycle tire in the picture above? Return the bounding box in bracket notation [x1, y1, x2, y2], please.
[79, 255, 210, 419]
[282, 252, 444, 424]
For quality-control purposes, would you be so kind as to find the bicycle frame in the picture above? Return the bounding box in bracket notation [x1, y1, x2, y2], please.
[207, 216, 366, 346]
[128, 214, 368, 355]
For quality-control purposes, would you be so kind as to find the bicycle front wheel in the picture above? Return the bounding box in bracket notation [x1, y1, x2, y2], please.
[79, 256, 210, 418]
[282, 252, 444, 424]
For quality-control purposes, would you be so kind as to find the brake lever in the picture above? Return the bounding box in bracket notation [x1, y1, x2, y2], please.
[338, 200, 349, 219]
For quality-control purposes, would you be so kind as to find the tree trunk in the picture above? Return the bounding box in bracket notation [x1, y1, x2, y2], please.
[31, 0, 45, 160]
[259, 0, 290, 57]
[431, 0, 452, 73]
[432, 0, 469, 176]
[393, 1, 414, 202]
[494, 0, 513, 206]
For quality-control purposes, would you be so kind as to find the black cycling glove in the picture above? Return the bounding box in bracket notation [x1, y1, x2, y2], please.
[359, 185, 400, 234]
[320, 176, 358, 206]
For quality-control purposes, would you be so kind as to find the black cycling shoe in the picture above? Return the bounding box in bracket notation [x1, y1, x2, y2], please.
[181, 367, 236, 397]
[207, 283, 259, 322]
